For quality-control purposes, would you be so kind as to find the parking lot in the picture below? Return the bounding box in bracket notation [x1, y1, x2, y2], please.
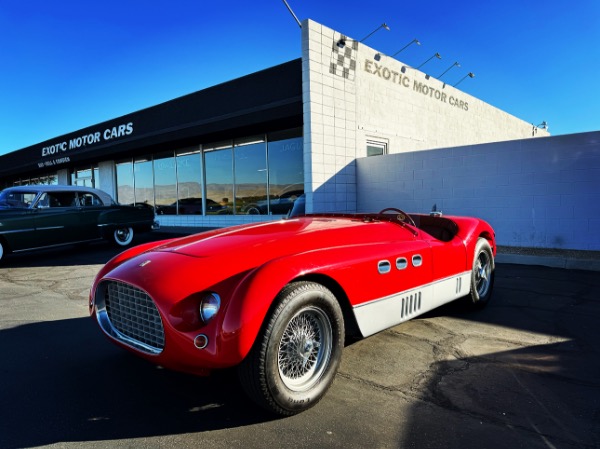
[1, 232, 599, 449]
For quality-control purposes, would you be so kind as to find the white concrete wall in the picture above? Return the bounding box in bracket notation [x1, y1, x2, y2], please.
[302, 19, 549, 214]
[356, 131, 600, 251]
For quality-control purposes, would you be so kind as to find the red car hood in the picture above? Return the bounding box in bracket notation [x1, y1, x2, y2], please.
[151, 216, 414, 260]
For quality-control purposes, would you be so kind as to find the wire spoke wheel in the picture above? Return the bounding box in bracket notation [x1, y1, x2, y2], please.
[278, 307, 332, 391]
[475, 250, 492, 298]
[467, 238, 495, 308]
[238, 281, 344, 416]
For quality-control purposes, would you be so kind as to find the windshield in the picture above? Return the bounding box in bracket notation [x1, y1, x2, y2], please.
[0, 190, 38, 208]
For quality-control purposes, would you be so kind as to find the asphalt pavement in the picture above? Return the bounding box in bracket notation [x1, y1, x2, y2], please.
[0, 231, 599, 449]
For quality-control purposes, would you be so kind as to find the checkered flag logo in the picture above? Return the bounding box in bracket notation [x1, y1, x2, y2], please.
[330, 35, 358, 80]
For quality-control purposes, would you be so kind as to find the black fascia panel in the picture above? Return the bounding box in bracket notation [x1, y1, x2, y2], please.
[0, 59, 302, 178]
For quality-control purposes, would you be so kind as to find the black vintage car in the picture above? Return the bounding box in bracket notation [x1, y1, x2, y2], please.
[0, 185, 158, 262]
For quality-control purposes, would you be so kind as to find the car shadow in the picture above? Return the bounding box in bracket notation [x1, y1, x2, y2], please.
[397, 263, 600, 448]
[0, 317, 276, 448]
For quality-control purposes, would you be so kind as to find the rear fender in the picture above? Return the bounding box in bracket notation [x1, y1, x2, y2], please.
[451, 217, 496, 260]
[98, 209, 153, 234]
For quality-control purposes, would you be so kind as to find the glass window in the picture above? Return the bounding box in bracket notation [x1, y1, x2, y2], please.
[235, 137, 268, 215]
[116, 160, 134, 205]
[176, 148, 203, 215]
[134, 158, 154, 207]
[77, 191, 103, 206]
[267, 130, 304, 215]
[71, 166, 98, 187]
[205, 142, 233, 215]
[367, 140, 387, 157]
[154, 153, 177, 214]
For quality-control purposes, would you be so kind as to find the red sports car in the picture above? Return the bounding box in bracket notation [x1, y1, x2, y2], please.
[90, 207, 495, 415]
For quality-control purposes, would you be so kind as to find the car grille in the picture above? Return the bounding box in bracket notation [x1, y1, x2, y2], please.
[96, 280, 165, 354]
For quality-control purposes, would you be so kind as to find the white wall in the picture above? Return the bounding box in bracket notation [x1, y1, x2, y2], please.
[302, 19, 549, 214]
[356, 131, 600, 251]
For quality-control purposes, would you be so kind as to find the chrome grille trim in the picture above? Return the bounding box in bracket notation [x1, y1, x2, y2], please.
[95, 280, 165, 355]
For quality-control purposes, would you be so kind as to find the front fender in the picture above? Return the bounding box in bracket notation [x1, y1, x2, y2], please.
[217, 256, 308, 362]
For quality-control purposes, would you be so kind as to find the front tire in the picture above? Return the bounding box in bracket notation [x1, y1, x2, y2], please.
[467, 238, 495, 308]
[113, 227, 134, 246]
[238, 281, 344, 416]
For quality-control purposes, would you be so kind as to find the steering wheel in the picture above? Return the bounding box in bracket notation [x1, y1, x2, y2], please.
[378, 208, 416, 227]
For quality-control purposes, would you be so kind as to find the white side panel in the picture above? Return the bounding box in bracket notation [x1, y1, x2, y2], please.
[353, 271, 471, 337]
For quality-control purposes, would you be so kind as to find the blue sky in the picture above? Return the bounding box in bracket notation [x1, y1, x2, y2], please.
[1, 0, 598, 156]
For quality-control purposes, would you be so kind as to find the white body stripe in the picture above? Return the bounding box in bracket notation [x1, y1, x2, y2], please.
[353, 271, 472, 337]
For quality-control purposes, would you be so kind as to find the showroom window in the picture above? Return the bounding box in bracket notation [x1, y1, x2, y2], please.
[134, 157, 154, 207]
[71, 166, 98, 188]
[234, 136, 268, 215]
[114, 128, 303, 216]
[153, 152, 177, 214]
[116, 161, 134, 205]
[266, 130, 304, 215]
[204, 142, 234, 215]
[175, 148, 203, 214]
[11, 174, 58, 187]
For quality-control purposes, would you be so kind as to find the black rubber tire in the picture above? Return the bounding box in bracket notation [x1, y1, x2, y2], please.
[238, 281, 344, 416]
[113, 227, 134, 247]
[467, 238, 495, 308]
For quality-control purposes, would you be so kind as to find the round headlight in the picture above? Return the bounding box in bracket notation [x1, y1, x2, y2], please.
[200, 292, 221, 323]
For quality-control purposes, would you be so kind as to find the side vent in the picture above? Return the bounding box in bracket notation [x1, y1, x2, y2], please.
[412, 254, 423, 267]
[456, 277, 462, 294]
[396, 257, 408, 270]
[378, 260, 391, 274]
[400, 291, 423, 318]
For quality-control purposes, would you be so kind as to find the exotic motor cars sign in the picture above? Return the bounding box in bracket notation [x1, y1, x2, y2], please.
[40, 122, 134, 161]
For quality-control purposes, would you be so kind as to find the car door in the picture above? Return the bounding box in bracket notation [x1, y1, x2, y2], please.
[0, 207, 38, 251]
[33, 191, 82, 246]
[75, 191, 106, 240]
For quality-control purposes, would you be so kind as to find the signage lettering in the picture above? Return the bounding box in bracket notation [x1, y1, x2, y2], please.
[41, 121, 134, 158]
[364, 59, 469, 111]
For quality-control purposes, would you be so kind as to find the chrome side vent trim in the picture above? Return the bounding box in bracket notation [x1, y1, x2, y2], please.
[400, 291, 422, 319]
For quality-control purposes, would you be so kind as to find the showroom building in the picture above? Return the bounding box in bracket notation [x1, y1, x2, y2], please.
[0, 20, 550, 229]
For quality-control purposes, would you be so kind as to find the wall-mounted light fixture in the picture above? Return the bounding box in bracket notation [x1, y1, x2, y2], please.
[537, 121, 549, 130]
[392, 38, 420, 57]
[438, 61, 460, 79]
[360, 23, 390, 42]
[417, 52, 441, 69]
[453, 72, 475, 87]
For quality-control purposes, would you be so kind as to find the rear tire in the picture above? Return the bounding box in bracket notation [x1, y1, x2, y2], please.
[113, 227, 134, 246]
[467, 238, 495, 308]
[238, 281, 344, 416]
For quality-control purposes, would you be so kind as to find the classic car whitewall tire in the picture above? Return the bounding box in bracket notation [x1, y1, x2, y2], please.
[0, 240, 4, 262]
[467, 238, 495, 308]
[238, 281, 344, 416]
[113, 227, 134, 246]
